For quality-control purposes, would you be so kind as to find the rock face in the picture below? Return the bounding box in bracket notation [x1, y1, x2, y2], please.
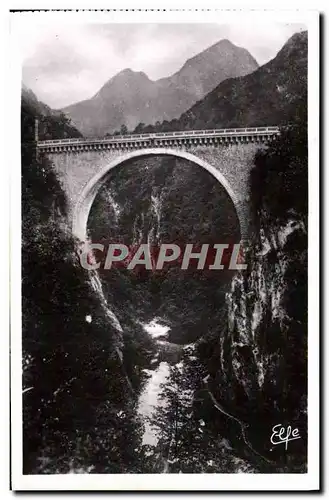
[62, 39, 258, 137]
[209, 220, 307, 469]
[145, 31, 307, 132]
[22, 29, 308, 474]
[201, 114, 308, 470]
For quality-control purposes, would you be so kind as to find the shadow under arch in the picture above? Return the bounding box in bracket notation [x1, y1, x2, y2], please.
[72, 148, 245, 242]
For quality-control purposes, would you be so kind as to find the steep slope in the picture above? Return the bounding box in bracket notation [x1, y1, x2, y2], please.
[62, 39, 258, 137]
[144, 31, 307, 132]
[63, 69, 158, 137]
[22, 88, 154, 474]
[22, 84, 82, 140]
[199, 114, 308, 471]
[160, 39, 258, 99]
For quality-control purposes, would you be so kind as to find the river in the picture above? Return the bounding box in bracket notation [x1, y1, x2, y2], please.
[137, 320, 172, 446]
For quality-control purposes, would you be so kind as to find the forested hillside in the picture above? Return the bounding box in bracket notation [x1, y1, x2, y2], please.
[21, 49, 308, 472]
[85, 104, 308, 471]
[22, 85, 83, 140]
[132, 31, 307, 134]
[21, 92, 153, 473]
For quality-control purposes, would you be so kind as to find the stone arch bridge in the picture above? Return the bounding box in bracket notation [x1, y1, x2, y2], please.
[37, 126, 279, 242]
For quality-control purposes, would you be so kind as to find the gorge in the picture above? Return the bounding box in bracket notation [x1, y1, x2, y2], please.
[21, 31, 308, 475]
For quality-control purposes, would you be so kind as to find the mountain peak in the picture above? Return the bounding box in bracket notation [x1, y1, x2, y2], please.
[182, 37, 258, 68]
[162, 29, 307, 132]
[217, 38, 235, 47]
[197, 38, 240, 54]
[64, 38, 260, 137]
[263, 30, 307, 70]
[93, 68, 152, 101]
[279, 30, 307, 54]
[115, 68, 150, 80]
[117, 68, 135, 77]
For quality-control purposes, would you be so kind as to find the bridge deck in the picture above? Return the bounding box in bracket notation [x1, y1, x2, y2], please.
[37, 126, 280, 149]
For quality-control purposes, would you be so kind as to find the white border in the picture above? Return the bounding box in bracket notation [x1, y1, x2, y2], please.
[8, 8, 319, 491]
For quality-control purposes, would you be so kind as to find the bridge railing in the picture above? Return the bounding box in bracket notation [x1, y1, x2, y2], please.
[38, 126, 280, 146]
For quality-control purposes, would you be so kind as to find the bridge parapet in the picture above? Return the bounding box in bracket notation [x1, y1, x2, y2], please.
[38, 128, 278, 242]
[37, 126, 279, 154]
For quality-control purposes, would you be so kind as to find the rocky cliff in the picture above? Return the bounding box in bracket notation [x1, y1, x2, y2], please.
[197, 115, 308, 471]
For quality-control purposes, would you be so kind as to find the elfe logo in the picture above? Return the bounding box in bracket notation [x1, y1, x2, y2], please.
[78, 242, 247, 271]
[270, 424, 302, 451]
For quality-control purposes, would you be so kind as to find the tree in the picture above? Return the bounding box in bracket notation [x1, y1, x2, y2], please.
[134, 122, 146, 134]
[21, 98, 146, 474]
[120, 124, 128, 135]
[250, 99, 307, 232]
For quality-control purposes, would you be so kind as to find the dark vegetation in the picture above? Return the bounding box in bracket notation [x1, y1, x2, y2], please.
[88, 155, 240, 345]
[193, 103, 308, 471]
[22, 86, 83, 141]
[21, 93, 152, 473]
[21, 28, 308, 473]
[129, 31, 307, 134]
[22, 91, 308, 473]
[88, 97, 308, 472]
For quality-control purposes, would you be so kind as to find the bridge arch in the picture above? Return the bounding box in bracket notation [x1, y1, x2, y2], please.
[72, 148, 247, 242]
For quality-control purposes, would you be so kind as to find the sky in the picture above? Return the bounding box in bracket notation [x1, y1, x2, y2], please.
[21, 22, 306, 109]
